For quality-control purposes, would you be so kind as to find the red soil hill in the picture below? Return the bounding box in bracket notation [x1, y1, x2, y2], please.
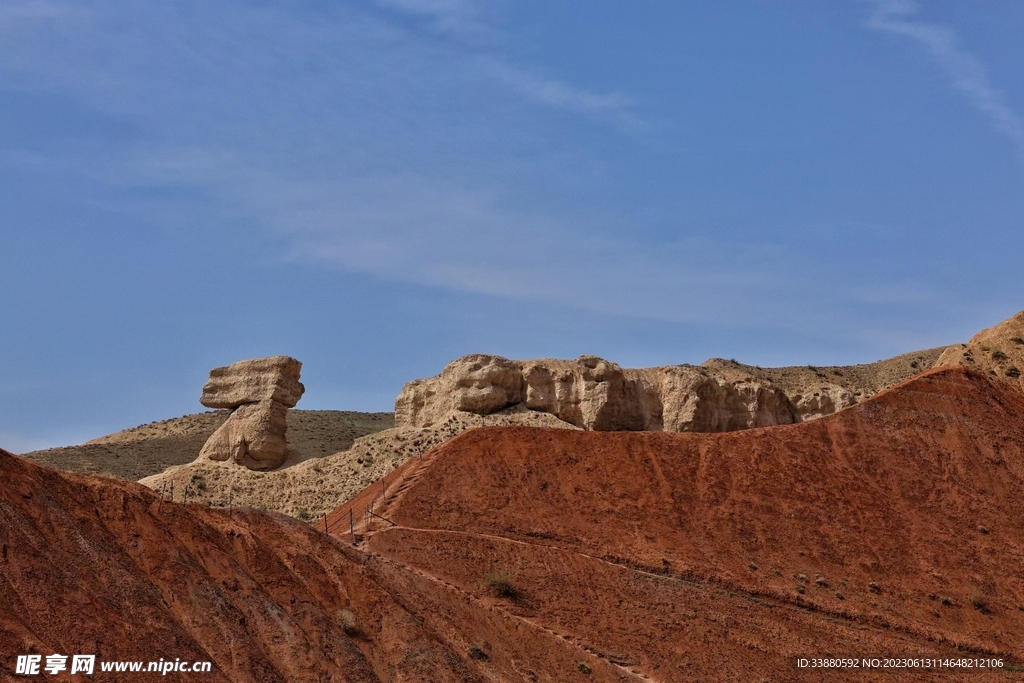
[331, 367, 1024, 680]
[0, 450, 629, 681]
[4, 366, 1024, 681]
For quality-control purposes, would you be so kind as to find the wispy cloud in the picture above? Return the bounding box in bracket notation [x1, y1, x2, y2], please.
[483, 61, 643, 131]
[283, 198, 799, 327]
[374, 0, 484, 35]
[0, 1, 980, 350]
[371, 0, 642, 131]
[864, 0, 1024, 150]
[0, 0, 80, 22]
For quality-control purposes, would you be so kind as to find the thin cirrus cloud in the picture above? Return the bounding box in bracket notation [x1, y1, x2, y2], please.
[0, 0, 77, 21]
[373, 0, 642, 130]
[481, 60, 644, 132]
[373, 0, 484, 33]
[238, 169, 799, 328]
[0, 0, 983, 345]
[864, 0, 1024, 152]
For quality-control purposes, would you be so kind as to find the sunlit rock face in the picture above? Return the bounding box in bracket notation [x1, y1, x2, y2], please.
[395, 354, 798, 433]
[199, 356, 304, 470]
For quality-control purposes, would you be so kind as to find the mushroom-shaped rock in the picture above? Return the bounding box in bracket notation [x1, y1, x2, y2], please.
[198, 356, 304, 470]
[200, 355, 304, 408]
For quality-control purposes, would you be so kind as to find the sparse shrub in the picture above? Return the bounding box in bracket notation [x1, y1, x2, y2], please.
[748, 562, 758, 571]
[869, 582, 881, 594]
[1011, 337, 1024, 346]
[297, 508, 311, 521]
[339, 608, 358, 636]
[970, 586, 991, 614]
[483, 565, 519, 600]
[1007, 367, 1021, 378]
[992, 350, 1009, 361]
[835, 592, 844, 600]
[941, 596, 953, 606]
[910, 361, 919, 369]
[577, 662, 592, 674]
[815, 576, 829, 587]
[795, 585, 805, 594]
[468, 646, 489, 661]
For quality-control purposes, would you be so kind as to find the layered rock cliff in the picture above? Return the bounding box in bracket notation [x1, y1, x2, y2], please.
[396, 354, 798, 432]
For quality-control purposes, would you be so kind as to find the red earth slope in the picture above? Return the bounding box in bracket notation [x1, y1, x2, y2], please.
[0, 449, 631, 681]
[331, 367, 1024, 681]
[5, 365, 1024, 681]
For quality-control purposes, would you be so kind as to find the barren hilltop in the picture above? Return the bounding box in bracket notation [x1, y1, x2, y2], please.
[23, 343, 952, 519]
[6, 311, 1024, 680]
[20, 410, 393, 481]
[5, 363, 1024, 680]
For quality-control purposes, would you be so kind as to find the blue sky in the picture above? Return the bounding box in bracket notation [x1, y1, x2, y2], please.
[2, 0, 1023, 451]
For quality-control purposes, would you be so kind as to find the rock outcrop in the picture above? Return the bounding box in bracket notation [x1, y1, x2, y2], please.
[199, 356, 304, 470]
[934, 310, 1024, 387]
[396, 354, 798, 432]
[788, 384, 858, 421]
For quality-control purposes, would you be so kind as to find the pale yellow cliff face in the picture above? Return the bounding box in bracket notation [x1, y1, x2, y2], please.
[395, 353, 798, 433]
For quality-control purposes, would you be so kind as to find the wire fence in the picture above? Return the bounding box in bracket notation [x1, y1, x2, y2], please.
[324, 471, 403, 544]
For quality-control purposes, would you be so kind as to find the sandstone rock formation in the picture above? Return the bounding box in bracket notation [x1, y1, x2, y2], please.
[396, 354, 798, 432]
[787, 384, 858, 421]
[699, 349, 950, 422]
[934, 310, 1024, 387]
[198, 356, 304, 470]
